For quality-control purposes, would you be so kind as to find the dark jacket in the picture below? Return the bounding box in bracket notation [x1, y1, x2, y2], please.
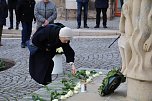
[16, 0, 36, 23]
[8, 0, 17, 9]
[29, 23, 75, 84]
[0, 0, 8, 26]
[95, 0, 109, 8]
[76, 0, 89, 3]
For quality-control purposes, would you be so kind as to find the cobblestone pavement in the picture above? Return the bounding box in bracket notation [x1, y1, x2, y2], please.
[0, 37, 121, 101]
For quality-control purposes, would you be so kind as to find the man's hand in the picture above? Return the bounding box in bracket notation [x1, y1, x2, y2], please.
[71, 65, 76, 75]
[43, 20, 49, 26]
[34, 21, 36, 24]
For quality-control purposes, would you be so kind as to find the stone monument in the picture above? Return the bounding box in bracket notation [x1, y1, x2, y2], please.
[118, 0, 152, 100]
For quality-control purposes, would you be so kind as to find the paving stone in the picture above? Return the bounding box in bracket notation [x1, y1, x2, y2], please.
[0, 37, 122, 100]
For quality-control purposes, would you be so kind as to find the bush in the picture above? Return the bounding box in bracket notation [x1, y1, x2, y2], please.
[0, 59, 5, 70]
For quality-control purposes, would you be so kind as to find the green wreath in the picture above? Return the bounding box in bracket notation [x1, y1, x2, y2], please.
[98, 68, 126, 96]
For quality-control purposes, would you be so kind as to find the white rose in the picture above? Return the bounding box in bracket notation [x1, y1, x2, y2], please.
[86, 71, 90, 76]
[65, 94, 70, 98]
[95, 73, 100, 77]
[60, 95, 67, 100]
[74, 86, 79, 91]
[89, 76, 93, 80]
[92, 73, 99, 77]
[76, 82, 81, 88]
[67, 90, 73, 97]
[59, 48, 63, 53]
[86, 78, 92, 83]
[99, 71, 102, 75]
[56, 47, 63, 53]
[92, 74, 96, 77]
[52, 99, 58, 101]
[74, 90, 79, 94]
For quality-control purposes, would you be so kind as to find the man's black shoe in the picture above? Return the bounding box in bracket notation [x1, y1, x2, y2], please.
[94, 25, 99, 28]
[21, 44, 26, 48]
[84, 25, 89, 28]
[0, 43, 3, 46]
[8, 27, 13, 30]
[15, 27, 19, 30]
[77, 26, 80, 29]
[103, 26, 108, 28]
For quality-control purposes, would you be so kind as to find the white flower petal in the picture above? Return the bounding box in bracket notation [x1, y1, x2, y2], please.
[86, 78, 92, 83]
[74, 90, 79, 94]
[65, 94, 70, 98]
[60, 95, 67, 100]
[67, 90, 73, 97]
[86, 71, 90, 76]
[74, 86, 79, 91]
[52, 99, 58, 101]
[95, 73, 100, 77]
[89, 76, 93, 80]
[99, 71, 102, 75]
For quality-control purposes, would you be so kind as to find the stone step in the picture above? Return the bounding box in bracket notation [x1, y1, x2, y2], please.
[2, 29, 120, 38]
[2, 33, 21, 38]
[73, 29, 120, 36]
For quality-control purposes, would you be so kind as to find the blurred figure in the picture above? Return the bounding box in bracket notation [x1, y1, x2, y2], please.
[120, 0, 124, 8]
[8, 0, 19, 30]
[94, 0, 109, 28]
[34, 0, 57, 29]
[0, 0, 8, 46]
[16, 0, 36, 48]
[76, 0, 89, 29]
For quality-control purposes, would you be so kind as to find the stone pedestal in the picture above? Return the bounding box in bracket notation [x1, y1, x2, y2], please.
[52, 55, 63, 74]
[118, 0, 152, 100]
[127, 78, 152, 101]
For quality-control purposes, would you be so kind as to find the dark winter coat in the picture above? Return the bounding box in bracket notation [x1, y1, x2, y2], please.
[29, 23, 75, 85]
[76, 0, 89, 3]
[95, 0, 109, 8]
[0, 0, 8, 26]
[8, 0, 17, 9]
[16, 0, 36, 23]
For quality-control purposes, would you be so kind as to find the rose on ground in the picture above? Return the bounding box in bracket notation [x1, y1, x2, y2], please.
[93, 73, 100, 77]
[74, 86, 79, 91]
[52, 99, 58, 101]
[86, 78, 92, 83]
[89, 76, 93, 80]
[99, 71, 102, 75]
[86, 70, 90, 76]
[65, 94, 70, 98]
[60, 95, 67, 100]
[67, 90, 73, 97]
[76, 82, 81, 88]
[74, 90, 79, 94]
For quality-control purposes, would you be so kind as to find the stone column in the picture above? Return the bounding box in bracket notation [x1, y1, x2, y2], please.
[118, 0, 152, 100]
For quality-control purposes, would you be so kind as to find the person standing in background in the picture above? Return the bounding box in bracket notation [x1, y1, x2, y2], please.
[34, 0, 57, 29]
[0, 0, 8, 46]
[120, 0, 124, 8]
[76, 0, 89, 29]
[94, 0, 109, 28]
[16, 0, 36, 48]
[8, 0, 19, 30]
